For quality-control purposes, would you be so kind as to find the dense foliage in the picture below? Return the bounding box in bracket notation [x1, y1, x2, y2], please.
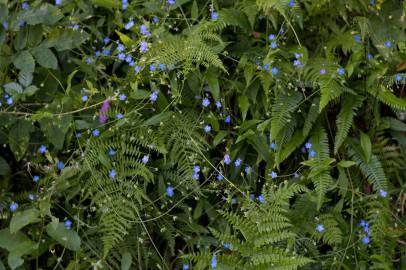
[1, 0, 406, 269]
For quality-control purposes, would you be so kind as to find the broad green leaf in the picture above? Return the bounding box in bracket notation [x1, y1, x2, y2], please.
[46, 28, 89, 51]
[238, 95, 250, 121]
[24, 85, 39, 96]
[360, 132, 371, 163]
[191, 0, 198, 21]
[121, 252, 132, 270]
[205, 68, 220, 100]
[3, 82, 23, 95]
[18, 71, 33, 87]
[66, 70, 79, 94]
[10, 209, 41, 233]
[0, 229, 37, 270]
[213, 131, 228, 146]
[236, 129, 255, 144]
[338, 160, 356, 168]
[144, 112, 173, 126]
[32, 47, 58, 69]
[39, 115, 72, 150]
[19, 4, 63, 25]
[116, 31, 135, 47]
[13, 50, 35, 74]
[46, 222, 81, 251]
[0, 156, 10, 175]
[9, 119, 34, 161]
[13, 29, 27, 51]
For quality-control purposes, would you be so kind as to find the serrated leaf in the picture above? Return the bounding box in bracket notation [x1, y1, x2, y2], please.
[46, 223, 81, 251]
[13, 51, 35, 74]
[0, 229, 37, 270]
[360, 132, 371, 163]
[39, 115, 72, 150]
[10, 209, 41, 233]
[121, 252, 132, 270]
[32, 47, 58, 69]
[3, 82, 23, 95]
[238, 95, 250, 121]
[9, 119, 34, 161]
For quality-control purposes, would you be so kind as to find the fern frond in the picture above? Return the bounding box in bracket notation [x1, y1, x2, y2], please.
[368, 86, 406, 111]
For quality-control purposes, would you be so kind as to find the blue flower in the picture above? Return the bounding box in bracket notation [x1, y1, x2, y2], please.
[271, 67, 278, 76]
[294, 172, 300, 178]
[28, 194, 35, 201]
[258, 194, 265, 203]
[288, 0, 295, 7]
[108, 148, 116, 156]
[204, 125, 212, 133]
[134, 65, 142, 73]
[270, 41, 277, 49]
[362, 236, 370, 245]
[211, 255, 217, 268]
[2, 22, 8, 30]
[92, 129, 100, 137]
[379, 189, 387, 198]
[86, 57, 93, 64]
[223, 243, 232, 249]
[119, 94, 127, 101]
[109, 169, 117, 179]
[124, 20, 135, 30]
[57, 161, 65, 170]
[9, 202, 18, 212]
[217, 174, 224, 181]
[39, 145, 47, 154]
[64, 219, 72, 229]
[384, 40, 392, 48]
[150, 91, 159, 102]
[354, 35, 361, 43]
[182, 264, 189, 270]
[55, 0, 62, 6]
[231, 197, 237, 204]
[305, 142, 312, 149]
[166, 185, 174, 197]
[268, 34, 276, 40]
[159, 63, 166, 71]
[149, 64, 156, 72]
[202, 98, 210, 107]
[395, 74, 402, 82]
[117, 43, 125, 52]
[167, 0, 175, 5]
[225, 115, 231, 123]
[309, 150, 316, 158]
[270, 142, 277, 150]
[293, 59, 302, 67]
[234, 158, 242, 167]
[103, 37, 110, 44]
[125, 55, 133, 63]
[250, 193, 255, 200]
[117, 53, 126, 61]
[33, 175, 40, 182]
[81, 95, 89, 102]
[140, 41, 148, 52]
[95, 50, 101, 57]
[6, 97, 13, 105]
[263, 64, 269, 71]
[192, 172, 199, 180]
[153, 16, 160, 24]
[142, 155, 149, 164]
[122, 0, 128, 10]
[360, 219, 368, 228]
[337, 68, 345, 76]
[22, 2, 29, 9]
[140, 24, 148, 34]
[215, 101, 222, 109]
[269, 171, 278, 179]
[193, 165, 200, 173]
[116, 113, 124, 119]
[319, 68, 326, 75]
[224, 154, 231, 165]
[102, 49, 110, 56]
[211, 11, 219, 21]
[244, 166, 251, 174]
[316, 224, 324, 233]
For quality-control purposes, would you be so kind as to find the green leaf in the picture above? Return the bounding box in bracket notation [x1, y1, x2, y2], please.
[121, 252, 132, 270]
[46, 28, 89, 51]
[18, 71, 33, 87]
[39, 115, 72, 150]
[337, 160, 356, 168]
[191, 0, 198, 21]
[10, 209, 41, 233]
[3, 82, 23, 95]
[92, 0, 121, 8]
[238, 95, 250, 121]
[213, 131, 228, 146]
[205, 68, 220, 100]
[19, 4, 63, 25]
[13, 51, 35, 74]
[32, 47, 58, 69]
[46, 223, 81, 251]
[9, 119, 34, 161]
[0, 156, 10, 175]
[0, 229, 37, 270]
[360, 132, 371, 163]
[143, 112, 173, 126]
[24, 85, 39, 96]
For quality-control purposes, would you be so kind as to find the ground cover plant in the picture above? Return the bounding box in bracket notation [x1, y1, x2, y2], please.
[0, 0, 406, 269]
